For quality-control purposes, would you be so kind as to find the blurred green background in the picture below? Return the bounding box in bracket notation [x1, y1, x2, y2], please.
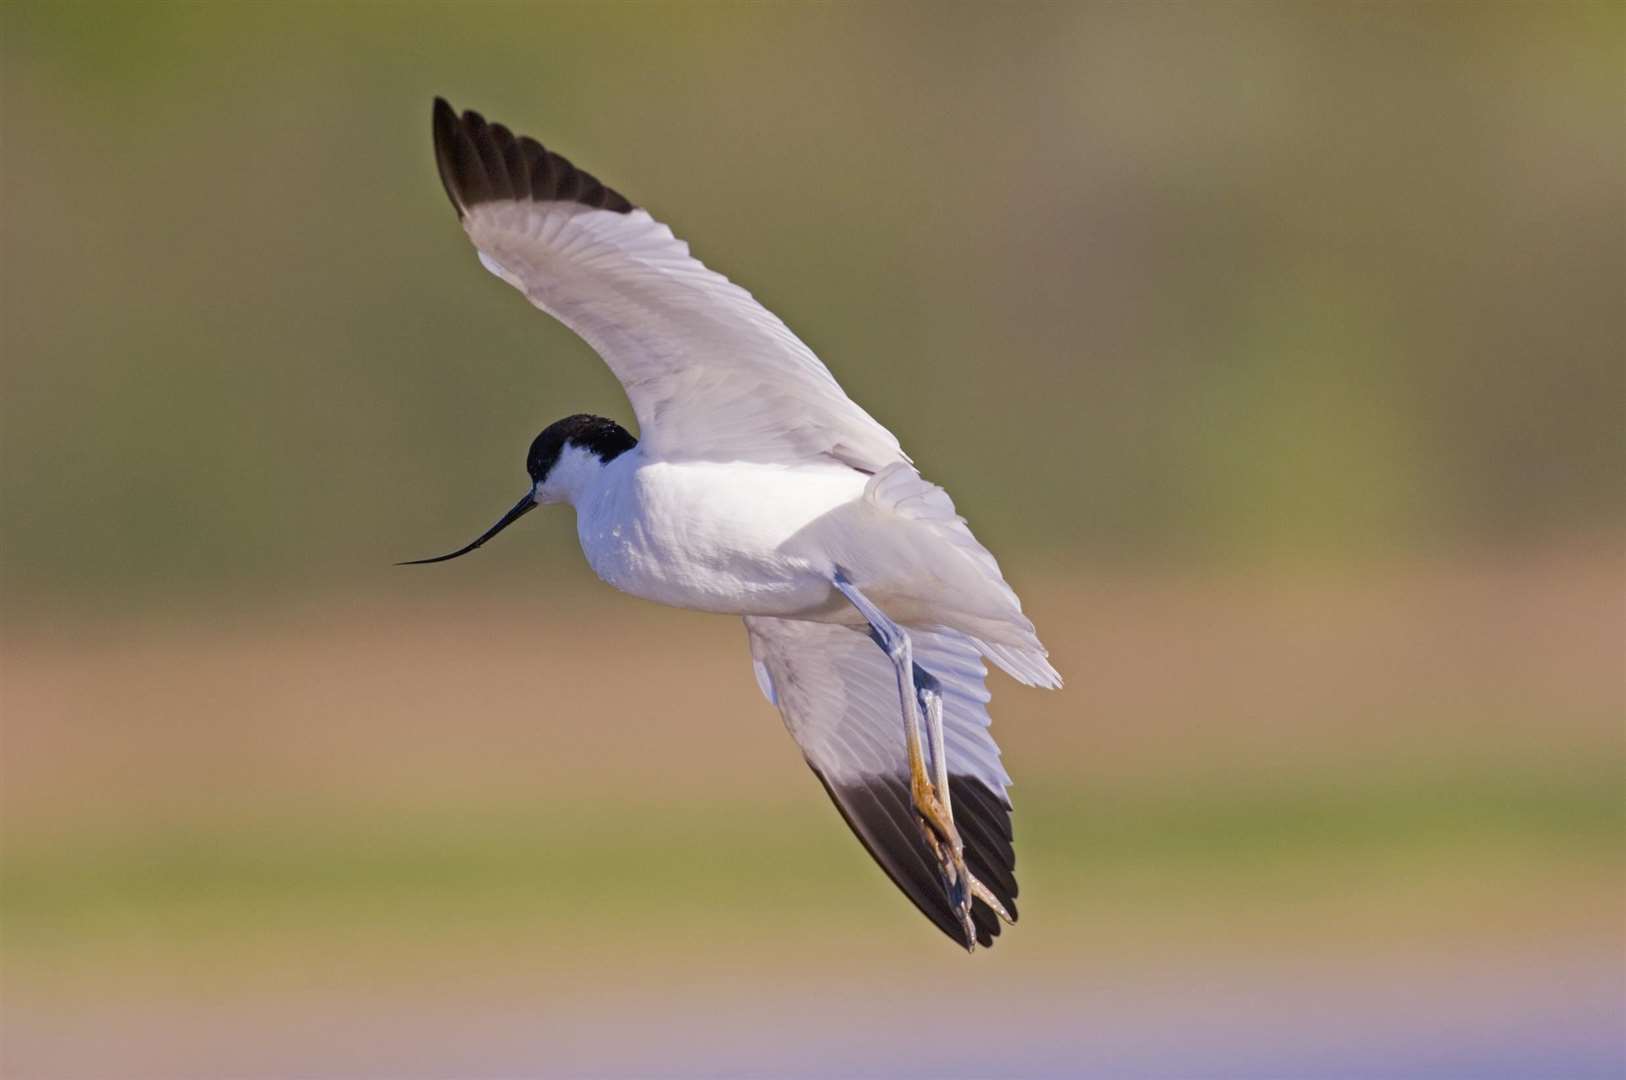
[2, 3, 1621, 1077]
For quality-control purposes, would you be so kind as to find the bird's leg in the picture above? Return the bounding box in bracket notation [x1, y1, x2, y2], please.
[915, 665, 952, 825]
[832, 572, 977, 946]
[910, 663, 1008, 930]
[916, 667, 1016, 929]
[912, 665, 975, 939]
[875, 635, 977, 947]
[910, 669, 1014, 929]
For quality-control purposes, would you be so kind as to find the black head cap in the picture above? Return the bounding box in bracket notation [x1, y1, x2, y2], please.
[527, 415, 637, 483]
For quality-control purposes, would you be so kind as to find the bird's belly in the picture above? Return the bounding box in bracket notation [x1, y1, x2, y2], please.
[576, 461, 868, 617]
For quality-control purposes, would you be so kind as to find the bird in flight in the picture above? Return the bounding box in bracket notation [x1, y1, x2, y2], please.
[405, 98, 1060, 950]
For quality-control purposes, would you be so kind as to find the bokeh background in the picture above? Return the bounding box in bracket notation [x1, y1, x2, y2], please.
[3, 3, 1621, 1077]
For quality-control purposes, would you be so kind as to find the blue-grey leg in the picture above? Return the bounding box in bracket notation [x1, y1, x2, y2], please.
[912, 665, 953, 824]
[833, 571, 979, 947]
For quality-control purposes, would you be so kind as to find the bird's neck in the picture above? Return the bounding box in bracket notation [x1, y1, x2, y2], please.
[539, 442, 618, 506]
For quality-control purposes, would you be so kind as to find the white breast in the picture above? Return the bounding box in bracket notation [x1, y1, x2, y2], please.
[574, 453, 870, 617]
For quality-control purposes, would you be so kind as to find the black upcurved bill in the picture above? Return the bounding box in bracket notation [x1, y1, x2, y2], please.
[397, 493, 537, 565]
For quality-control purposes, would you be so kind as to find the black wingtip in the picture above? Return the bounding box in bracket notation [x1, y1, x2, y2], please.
[431, 97, 467, 218]
[430, 97, 635, 219]
[813, 769, 1018, 951]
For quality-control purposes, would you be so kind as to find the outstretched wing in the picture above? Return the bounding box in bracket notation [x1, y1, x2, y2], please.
[743, 616, 1018, 948]
[431, 98, 906, 471]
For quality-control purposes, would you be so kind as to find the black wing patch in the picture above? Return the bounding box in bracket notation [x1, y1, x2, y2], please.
[432, 97, 634, 219]
[813, 769, 1018, 950]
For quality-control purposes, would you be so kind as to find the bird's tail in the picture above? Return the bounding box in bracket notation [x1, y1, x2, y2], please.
[973, 636, 1062, 689]
[864, 463, 1062, 691]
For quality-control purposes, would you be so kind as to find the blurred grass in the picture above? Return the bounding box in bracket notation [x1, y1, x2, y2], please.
[5, 549, 1620, 998]
[6, 766, 1620, 992]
